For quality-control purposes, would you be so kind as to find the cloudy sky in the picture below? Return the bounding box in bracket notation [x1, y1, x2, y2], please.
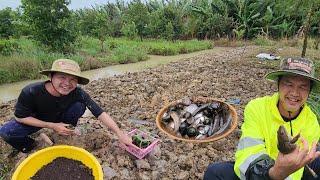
[0, 0, 117, 10]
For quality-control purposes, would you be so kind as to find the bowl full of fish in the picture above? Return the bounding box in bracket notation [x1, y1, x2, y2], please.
[156, 96, 238, 143]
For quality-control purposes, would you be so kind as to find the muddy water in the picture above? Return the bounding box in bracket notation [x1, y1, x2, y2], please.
[0, 48, 225, 103]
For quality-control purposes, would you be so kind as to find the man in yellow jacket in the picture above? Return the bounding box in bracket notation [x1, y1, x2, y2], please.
[204, 57, 320, 180]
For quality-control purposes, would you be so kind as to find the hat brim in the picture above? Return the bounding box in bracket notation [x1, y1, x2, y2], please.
[265, 70, 320, 89]
[40, 70, 90, 85]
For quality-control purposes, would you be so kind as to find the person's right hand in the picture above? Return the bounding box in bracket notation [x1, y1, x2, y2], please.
[269, 138, 320, 179]
[50, 123, 74, 136]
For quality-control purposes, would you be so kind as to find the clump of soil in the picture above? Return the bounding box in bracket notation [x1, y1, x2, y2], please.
[31, 157, 94, 180]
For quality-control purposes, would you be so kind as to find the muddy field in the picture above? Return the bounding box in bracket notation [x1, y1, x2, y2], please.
[0, 46, 280, 179]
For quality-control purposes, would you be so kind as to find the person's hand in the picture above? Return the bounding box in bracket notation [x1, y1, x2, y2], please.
[117, 131, 134, 146]
[50, 123, 74, 136]
[269, 138, 320, 179]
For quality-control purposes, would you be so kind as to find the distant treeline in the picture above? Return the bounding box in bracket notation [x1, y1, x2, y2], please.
[0, 0, 319, 52]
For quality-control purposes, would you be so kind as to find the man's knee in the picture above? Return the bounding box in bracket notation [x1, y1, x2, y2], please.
[204, 162, 237, 180]
[0, 120, 15, 140]
[0, 127, 9, 141]
[0, 119, 40, 138]
[204, 163, 221, 179]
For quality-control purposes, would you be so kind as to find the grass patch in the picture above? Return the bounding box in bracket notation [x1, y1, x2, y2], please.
[0, 56, 41, 84]
[0, 162, 10, 180]
[0, 36, 212, 84]
[253, 36, 276, 46]
[77, 36, 103, 57]
[111, 45, 148, 64]
[108, 38, 213, 56]
[214, 38, 248, 47]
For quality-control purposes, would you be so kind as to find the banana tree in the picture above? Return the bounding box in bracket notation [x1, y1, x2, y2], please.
[191, 0, 234, 39]
[272, 19, 295, 39]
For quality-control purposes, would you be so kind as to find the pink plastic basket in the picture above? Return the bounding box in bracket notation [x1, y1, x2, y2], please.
[120, 129, 159, 159]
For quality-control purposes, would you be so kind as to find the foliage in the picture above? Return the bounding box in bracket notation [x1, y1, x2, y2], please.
[111, 44, 148, 63]
[253, 35, 275, 46]
[0, 39, 21, 56]
[0, 37, 212, 84]
[121, 21, 138, 40]
[21, 0, 78, 53]
[125, 0, 150, 41]
[308, 91, 320, 124]
[165, 22, 174, 41]
[0, 56, 41, 83]
[0, 160, 10, 180]
[0, 8, 15, 38]
[76, 6, 112, 52]
[2, 0, 320, 41]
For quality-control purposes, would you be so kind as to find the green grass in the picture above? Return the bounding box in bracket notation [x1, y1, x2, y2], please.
[77, 36, 102, 56]
[253, 35, 276, 46]
[0, 159, 10, 180]
[0, 55, 41, 84]
[0, 36, 212, 84]
[108, 38, 213, 55]
[111, 44, 148, 64]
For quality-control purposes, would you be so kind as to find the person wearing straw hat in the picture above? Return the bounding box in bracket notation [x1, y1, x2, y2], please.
[0, 59, 133, 154]
[204, 57, 320, 180]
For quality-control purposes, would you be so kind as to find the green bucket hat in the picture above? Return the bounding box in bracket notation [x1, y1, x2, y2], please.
[40, 59, 90, 85]
[265, 57, 320, 89]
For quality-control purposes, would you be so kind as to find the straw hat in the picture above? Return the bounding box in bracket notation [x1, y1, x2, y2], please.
[40, 59, 89, 85]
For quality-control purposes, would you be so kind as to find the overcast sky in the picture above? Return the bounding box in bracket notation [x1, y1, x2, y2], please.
[0, 0, 119, 10]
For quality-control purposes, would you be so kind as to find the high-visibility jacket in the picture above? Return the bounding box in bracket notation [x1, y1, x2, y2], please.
[234, 93, 320, 180]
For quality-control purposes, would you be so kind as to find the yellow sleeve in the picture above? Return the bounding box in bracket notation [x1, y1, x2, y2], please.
[234, 100, 268, 179]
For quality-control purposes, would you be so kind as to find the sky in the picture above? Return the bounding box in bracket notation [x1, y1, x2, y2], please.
[0, 0, 118, 10]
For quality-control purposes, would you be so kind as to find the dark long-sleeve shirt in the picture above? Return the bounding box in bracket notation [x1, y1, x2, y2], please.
[14, 81, 103, 123]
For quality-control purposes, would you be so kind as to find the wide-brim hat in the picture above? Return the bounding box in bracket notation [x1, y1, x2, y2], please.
[265, 57, 320, 89]
[40, 59, 90, 85]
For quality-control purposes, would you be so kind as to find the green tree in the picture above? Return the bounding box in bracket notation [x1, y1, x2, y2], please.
[165, 22, 174, 41]
[0, 8, 15, 39]
[125, 0, 150, 41]
[76, 7, 111, 52]
[21, 0, 78, 53]
[101, 3, 123, 37]
[121, 21, 138, 39]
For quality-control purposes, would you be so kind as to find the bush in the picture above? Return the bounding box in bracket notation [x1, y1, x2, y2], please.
[0, 68, 10, 84]
[111, 45, 148, 64]
[0, 56, 41, 83]
[78, 36, 103, 56]
[148, 45, 179, 55]
[0, 39, 21, 56]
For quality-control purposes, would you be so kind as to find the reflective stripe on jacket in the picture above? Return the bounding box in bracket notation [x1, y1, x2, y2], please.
[234, 93, 320, 180]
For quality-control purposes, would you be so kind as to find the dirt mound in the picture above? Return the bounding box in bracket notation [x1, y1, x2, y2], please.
[0, 46, 278, 179]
